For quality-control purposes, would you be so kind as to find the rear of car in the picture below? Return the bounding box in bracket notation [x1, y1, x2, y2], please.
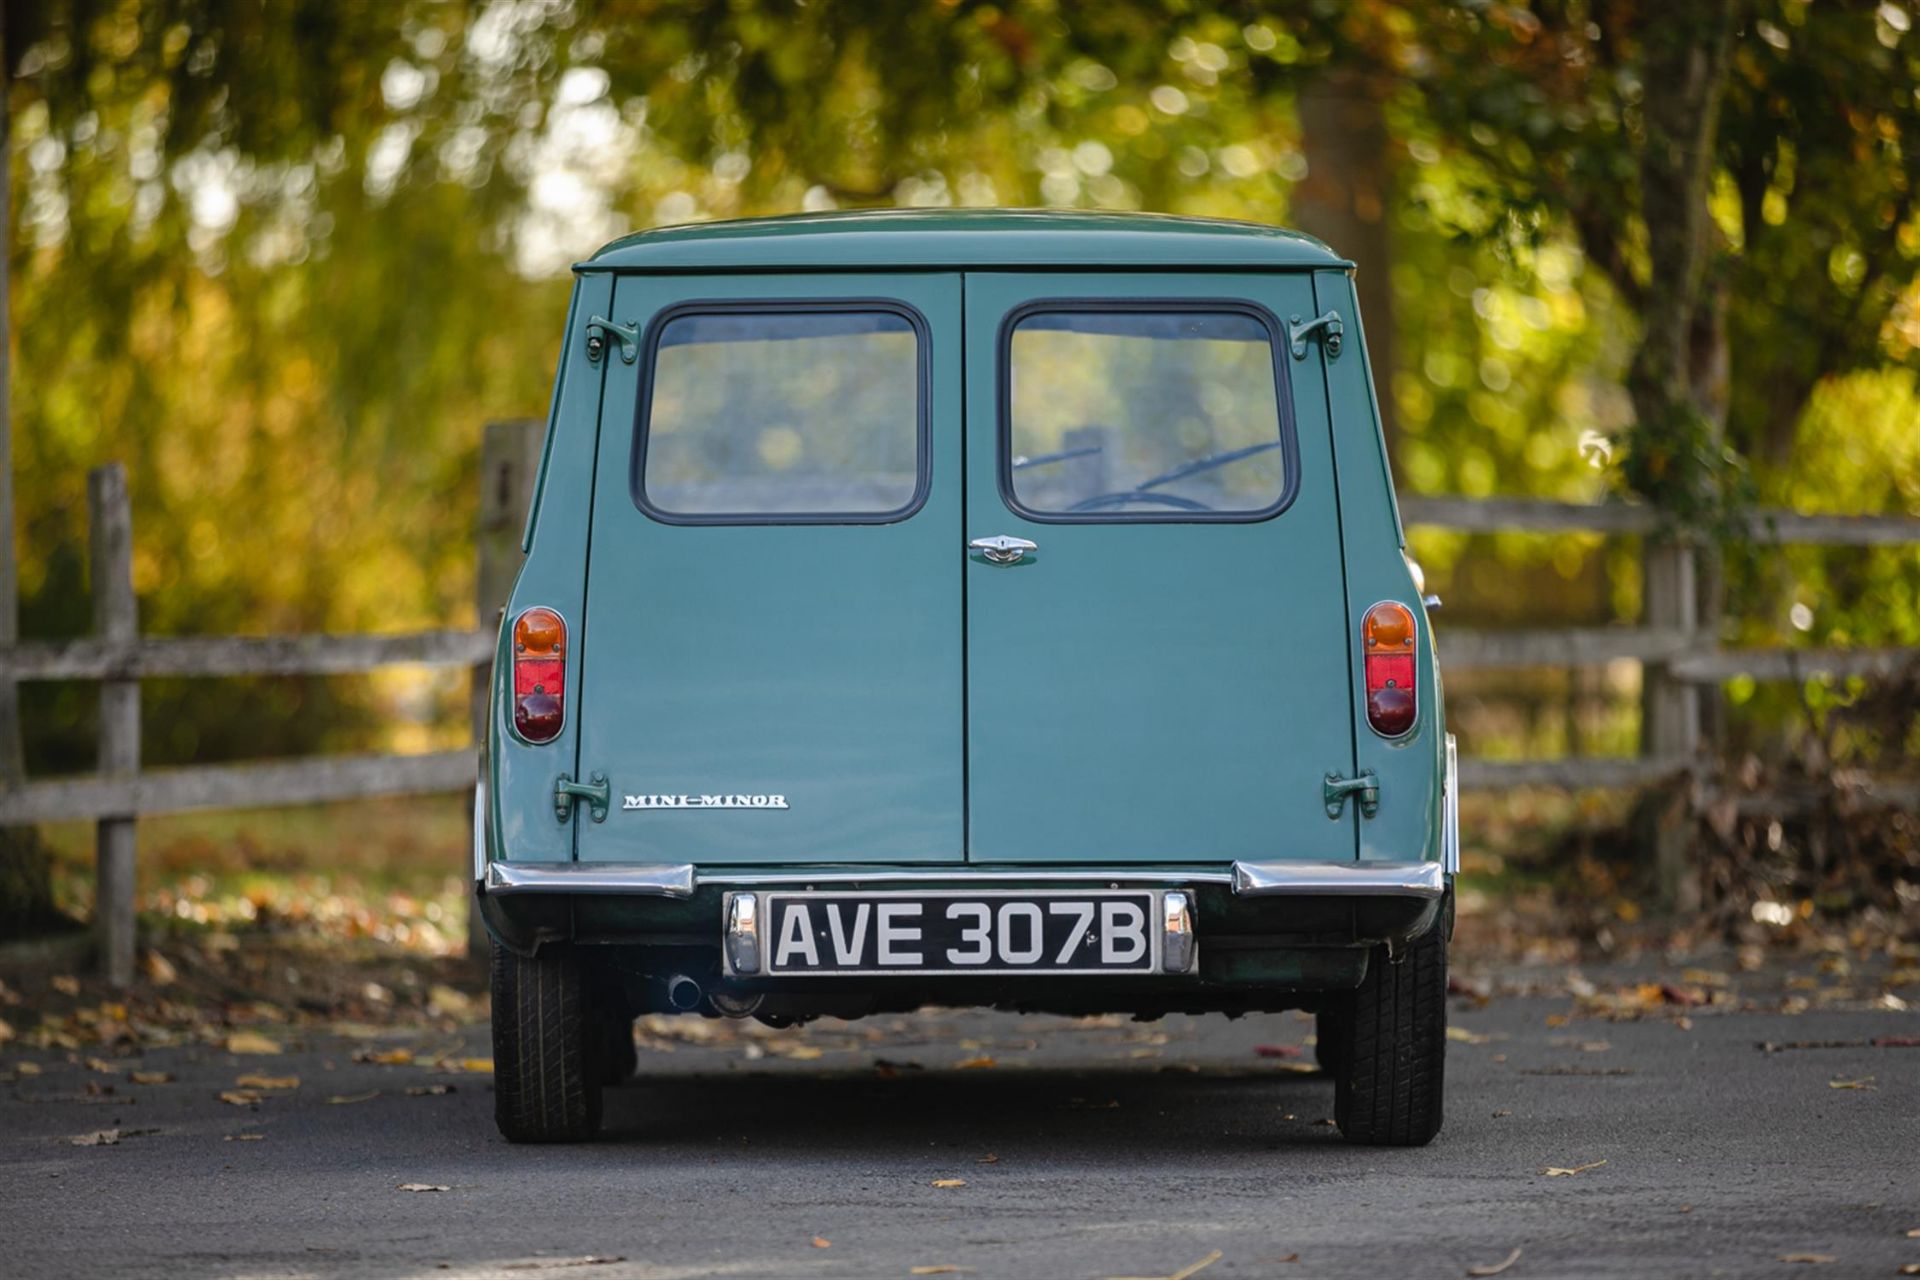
[476, 210, 1456, 1146]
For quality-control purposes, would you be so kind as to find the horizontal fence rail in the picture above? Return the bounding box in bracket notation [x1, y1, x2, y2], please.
[1399, 496, 1920, 545]
[0, 628, 494, 682]
[0, 749, 476, 827]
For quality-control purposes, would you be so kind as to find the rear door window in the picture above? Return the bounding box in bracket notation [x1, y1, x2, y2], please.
[1002, 305, 1295, 521]
[635, 303, 927, 523]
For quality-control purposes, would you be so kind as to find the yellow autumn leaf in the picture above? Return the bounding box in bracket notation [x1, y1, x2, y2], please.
[235, 1074, 299, 1090]
[130, 1071, 173, 1085]
[218, 1089, 264, 1106]
[954, 1056, 997, 1069]
[328, 1090, 381, 1105]
[931, 1178, 967, 1188]
[226, 1031, 282, 1055]
[459, 1057, 494, 1073]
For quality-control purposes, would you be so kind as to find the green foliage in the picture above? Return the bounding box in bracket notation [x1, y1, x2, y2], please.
[3, 0, 1917, 771]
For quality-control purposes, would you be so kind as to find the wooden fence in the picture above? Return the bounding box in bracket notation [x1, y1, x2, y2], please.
[2, 420, 1917, 982]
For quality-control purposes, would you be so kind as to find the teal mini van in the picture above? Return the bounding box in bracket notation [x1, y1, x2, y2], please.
[476, 210, 1458, 1146]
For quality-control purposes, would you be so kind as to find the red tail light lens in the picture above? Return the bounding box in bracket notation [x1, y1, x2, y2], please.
[511, 607, 566, 743]
[1363, 601, 1417, 737]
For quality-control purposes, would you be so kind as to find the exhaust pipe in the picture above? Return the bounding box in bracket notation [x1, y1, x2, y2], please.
[666, 974, 703, 1011]
[708, 990, 763, 1019]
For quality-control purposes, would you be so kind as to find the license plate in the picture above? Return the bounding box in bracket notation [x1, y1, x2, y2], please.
[745, 890, 1170, 976]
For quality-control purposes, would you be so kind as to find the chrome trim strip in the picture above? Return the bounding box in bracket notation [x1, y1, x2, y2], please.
[483, 860, 1444, 899]
[699, 866, 1237, 888]
[1442, 733, 1461, 876]
[471, 782, 488, 883]
[1229, 860, 1446, 899]
[484, 861, 696, 898]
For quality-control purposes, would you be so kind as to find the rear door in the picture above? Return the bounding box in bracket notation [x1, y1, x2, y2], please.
[963, 272, 1356, 863]
[575, 273, 963, 865]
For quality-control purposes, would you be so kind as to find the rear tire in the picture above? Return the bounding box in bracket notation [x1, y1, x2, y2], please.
[1331, 921, 1447, 1147]
[491, 944, 603, 1143]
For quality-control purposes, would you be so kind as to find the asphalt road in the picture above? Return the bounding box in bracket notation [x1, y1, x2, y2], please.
[2, 968, 1916, 1280]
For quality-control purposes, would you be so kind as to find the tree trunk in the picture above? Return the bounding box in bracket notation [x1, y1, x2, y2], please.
[0, 35, 63, 939]
[1625, 2, 1737, 915]
[1293, 71, 1398, 469]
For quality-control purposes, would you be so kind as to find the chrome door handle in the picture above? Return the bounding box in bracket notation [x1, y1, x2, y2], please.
[968, 535, 1037, 565]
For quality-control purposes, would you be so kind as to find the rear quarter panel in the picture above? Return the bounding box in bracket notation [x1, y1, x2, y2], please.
[486, 273, 614, 866]
[1312, 269, 1446, 865]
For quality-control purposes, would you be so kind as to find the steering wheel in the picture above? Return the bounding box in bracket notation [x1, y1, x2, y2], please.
[1065, 490, 1215, 513]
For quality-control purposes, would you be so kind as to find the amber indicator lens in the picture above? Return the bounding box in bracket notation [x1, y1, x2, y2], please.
[1363, 601, 1414, 651]
[514, 607, 565, 656]
[1361, 602, 1417, 737]
[511, 607, 567, 743]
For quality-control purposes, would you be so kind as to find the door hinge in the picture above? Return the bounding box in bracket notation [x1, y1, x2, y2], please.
[1323, 769, 1379, 820]
[554, 772, 611, 824]
[1288, 311, 1344, 360]
[584, 316, 639, 365]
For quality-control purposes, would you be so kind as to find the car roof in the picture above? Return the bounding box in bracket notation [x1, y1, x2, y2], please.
[582, 208, 1350, 273]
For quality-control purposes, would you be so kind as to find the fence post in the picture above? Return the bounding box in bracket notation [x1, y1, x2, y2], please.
[89, 465, 139, 987]
[469, 420, 544, 957]
[1642, 538, 1701, 912]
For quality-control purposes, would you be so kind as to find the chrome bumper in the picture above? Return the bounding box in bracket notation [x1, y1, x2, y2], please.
[482, 859, 1446, 900]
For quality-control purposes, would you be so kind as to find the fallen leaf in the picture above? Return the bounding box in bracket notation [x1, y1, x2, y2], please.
[225, 1134, 265, 1142]
[68, 1129, 122, 1146]
[954, 1056, 996, 1070]
[143, 951, 178, 986]
[499, 1258, 625, 1271]
[1542, 1159, 1607, 1177]
[0, 1017, 13, 1047]
[1492, 1109, 1513, 1118]
[977, 1153, 999, 1164]
[811, 1237, 831, 1249]
[218, 1089, 264, 1106]
[1102, 1249, 1224, 1280]
[1905, 1228, 1920, 1238]
[427, 984, 477, 1019]
[52, 976, 80, 997]
[1897, 1265, 1920, 1276]
[459, 1057, 494, 1074]
[1777, 1255, 1835, 1264]
[909, 1268, 973, 1276]
[354, 1048, 413, 1066]
[235, 1074, 299, 1090]
[1828, 1077, 1876, 1090]
[226, 1031, 282, 1056]
[406, 1084, 456, 1097]
[328, 1090, 381, 1105]
[397, 1183, 450, 1193]
[84, 1057, 120, 1075]
[770, 1044, 823, 1061]
[130, 1071, 173, 1085]
[1467, 1247, 1523, 1277]
[15, 1060, 40, 1076]
[931, 1178, 967, 1188]
[1447, 1027, 1493, 1045]
[1254, 1044, 1302, 1059]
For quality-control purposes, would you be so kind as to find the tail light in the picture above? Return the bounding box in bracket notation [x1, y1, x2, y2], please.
[511, 607, 566, 743]
[1362, 601, 1417, 737]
